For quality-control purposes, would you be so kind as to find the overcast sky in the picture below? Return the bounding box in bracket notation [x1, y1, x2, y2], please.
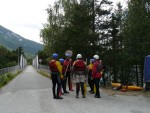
[0, 0, 126, 44]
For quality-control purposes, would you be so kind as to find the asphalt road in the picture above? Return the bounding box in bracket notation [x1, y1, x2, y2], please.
[0, 66, 149, 113]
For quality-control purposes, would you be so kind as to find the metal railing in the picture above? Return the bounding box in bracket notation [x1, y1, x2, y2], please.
[38, 65, 50, 73]
[0, 65, 20, 75]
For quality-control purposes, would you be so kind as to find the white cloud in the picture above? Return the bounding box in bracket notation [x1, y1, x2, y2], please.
[0, 0, 55, 43]
[0, 0, 127, 44]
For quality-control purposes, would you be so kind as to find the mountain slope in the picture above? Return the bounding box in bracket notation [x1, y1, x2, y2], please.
[0, 25, 43, 56]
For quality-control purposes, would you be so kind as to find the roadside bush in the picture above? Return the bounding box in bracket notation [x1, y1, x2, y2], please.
[0, 75, 7, 87]
[6, 73, 14, 80]
[0, 71, 20, 88]
[5, 61, 17, 68]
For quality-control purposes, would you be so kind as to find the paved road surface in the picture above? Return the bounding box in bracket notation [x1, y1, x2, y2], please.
[0, 66, 149, 113]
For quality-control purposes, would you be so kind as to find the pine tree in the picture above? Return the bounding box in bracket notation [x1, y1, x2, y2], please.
[123, 0, 150, 86]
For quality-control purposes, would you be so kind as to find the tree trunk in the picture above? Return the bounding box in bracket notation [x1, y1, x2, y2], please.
[135, 64, 139, 86]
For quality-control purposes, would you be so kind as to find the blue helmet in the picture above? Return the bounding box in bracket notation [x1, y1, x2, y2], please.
[65, 53, 71, 57]
[59, 58, 64, 63]
[52, 53, 58, 59]
[90, 59, 95, 63]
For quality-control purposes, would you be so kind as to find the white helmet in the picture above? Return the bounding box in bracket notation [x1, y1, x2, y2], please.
[76, 54, 82, 59]
[93, 55, 99, 59]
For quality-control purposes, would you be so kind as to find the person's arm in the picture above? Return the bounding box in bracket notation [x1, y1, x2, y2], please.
[84, 62, 88, 77]
[55, 61, 63, 78]
[71, 61, 76, 77]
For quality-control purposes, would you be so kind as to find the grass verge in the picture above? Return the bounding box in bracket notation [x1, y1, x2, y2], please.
[0, 71, 22, 88]
[37, 70, 51, 80]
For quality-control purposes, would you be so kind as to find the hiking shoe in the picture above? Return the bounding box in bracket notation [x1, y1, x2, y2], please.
[64, 91, 69, 93]
[76, 95, 79, 98]
[94, 95, 101, 98]
[90, 91, 94, 94]
[53, 96, 57, 99]
[53, 97, 57, 99]
[82, 95, 85, 98]
[57, 96, 63, 99]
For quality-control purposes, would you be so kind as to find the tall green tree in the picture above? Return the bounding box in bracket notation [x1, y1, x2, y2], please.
[106, 3, 123, 83]
[123, 0, 150, 86]
[40, 1, 65, 56]
[41, 0, 94, 59]
[0, 46, 18, 69]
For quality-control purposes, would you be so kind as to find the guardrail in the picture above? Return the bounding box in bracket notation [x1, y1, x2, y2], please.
[0, 65, 21, 75]
[38, 65, 50, 73]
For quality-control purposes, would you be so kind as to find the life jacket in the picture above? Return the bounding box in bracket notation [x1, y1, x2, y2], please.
[74, 60, 86, 71]
[64, 59, 72, 72]
[88, 63, 93, 70]
[88, 63, 93, 77]
[92, 61, 103, 78]
[96, 61, 103, 73]
[49, 60, 58, 72]
[61, 64, 65, 75]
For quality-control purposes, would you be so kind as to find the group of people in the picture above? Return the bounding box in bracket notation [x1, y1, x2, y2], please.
[48, 53, 103, 99]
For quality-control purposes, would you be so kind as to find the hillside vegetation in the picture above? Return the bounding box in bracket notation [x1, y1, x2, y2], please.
[0, 25, 43, 56]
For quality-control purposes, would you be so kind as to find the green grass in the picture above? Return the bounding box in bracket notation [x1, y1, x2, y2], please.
[0, 71, 22, 88]
[37, 70, 51, 80]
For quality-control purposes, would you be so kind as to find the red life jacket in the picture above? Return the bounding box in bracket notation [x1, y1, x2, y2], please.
[92, 61, 103, 78]
[49, 60, 58, 72]
[74, 60, 86, 71]
[64, 59, 72, 72]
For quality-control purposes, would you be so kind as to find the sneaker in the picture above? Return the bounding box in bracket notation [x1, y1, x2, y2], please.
[76, 95, 79, 98]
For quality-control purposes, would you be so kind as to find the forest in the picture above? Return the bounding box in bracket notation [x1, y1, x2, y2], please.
[39, 0, 150, 86]
[0, 46, 24, 69]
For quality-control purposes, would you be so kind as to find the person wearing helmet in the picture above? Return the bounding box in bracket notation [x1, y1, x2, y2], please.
[71, 54, 87, 98]
[59, 58, 68, 95]
[92, 55, 103, 98]
[49, 53, 63, 99]
[87, 59, 95, 94]
[64, 53, 73, 92]
[59, 58, 65, 64]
